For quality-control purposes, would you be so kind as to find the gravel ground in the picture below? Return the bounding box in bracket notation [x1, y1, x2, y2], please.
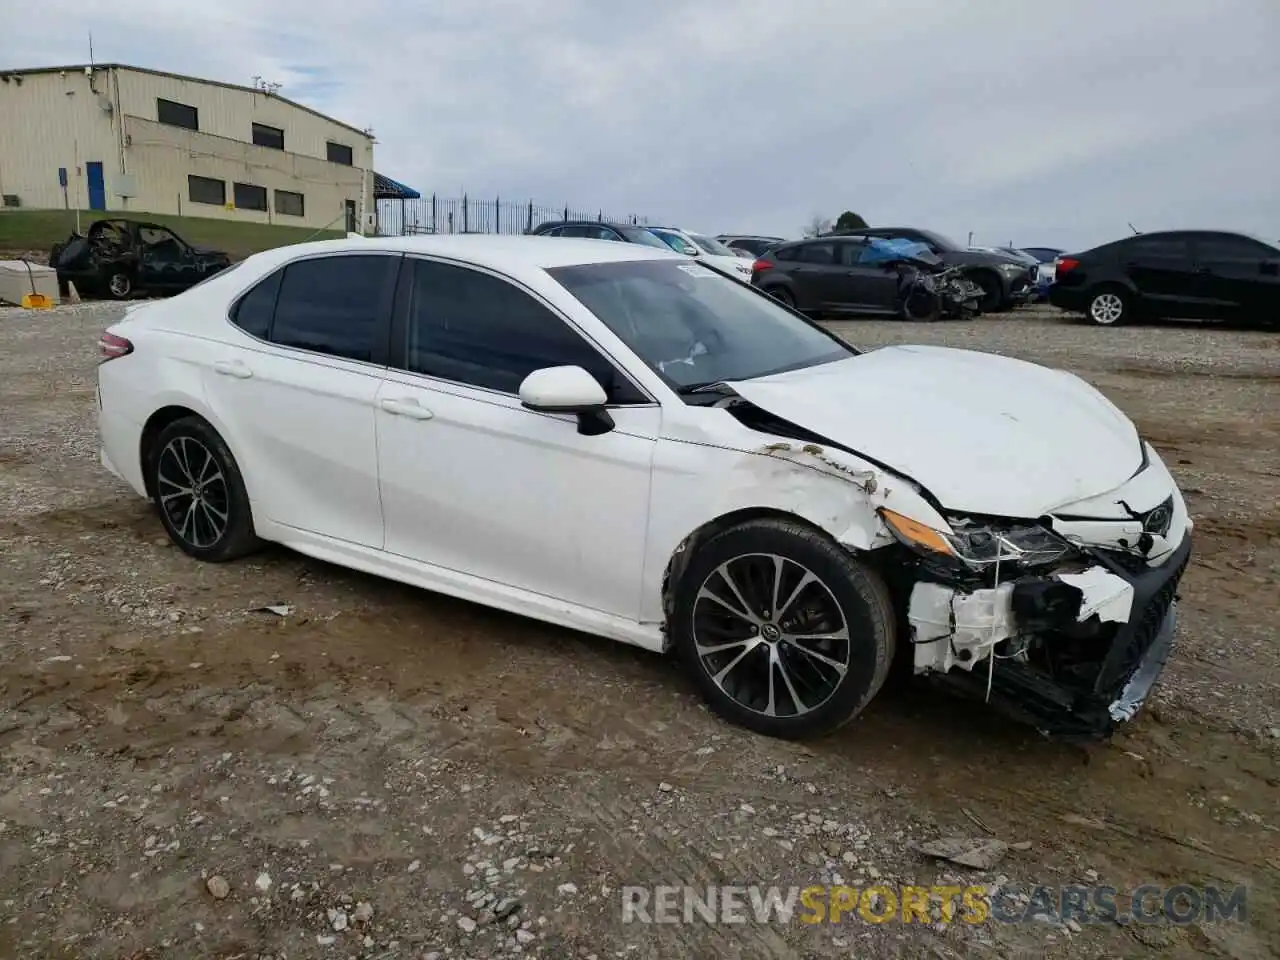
[1, 301, 1277, 960]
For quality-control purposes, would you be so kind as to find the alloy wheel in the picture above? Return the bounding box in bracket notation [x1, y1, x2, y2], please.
[108, 273, 131, 298]
[157, 436, 230, 549]
[692, 553, 851, 718]
[1090, 292, 1124, 325]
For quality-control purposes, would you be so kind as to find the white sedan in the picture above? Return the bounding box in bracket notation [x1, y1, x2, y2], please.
[96, 235, 1192, 740]
[646, 227, 754, 282]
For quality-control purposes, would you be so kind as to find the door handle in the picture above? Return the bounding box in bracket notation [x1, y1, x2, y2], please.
[380, 398, 434, 420]
[212, 359, 252, 379]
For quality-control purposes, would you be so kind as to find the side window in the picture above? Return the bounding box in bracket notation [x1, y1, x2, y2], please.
[774, 246, 799, 262]
[1196, 235, 1270, 260]
[1128, 236, 1189, 259]
[797, 243, 835, 265]
[838, 241, 867, 266]
[540, 225, 563, 237]
[230, 269, 282, 340]
[403, 259, 646, 403]
[560, 224, 591, 238]
[271, 255, 397, 362]
[589, 226, 621, 241]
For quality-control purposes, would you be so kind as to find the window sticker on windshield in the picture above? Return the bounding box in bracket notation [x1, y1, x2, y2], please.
[677, 264, 716, 279]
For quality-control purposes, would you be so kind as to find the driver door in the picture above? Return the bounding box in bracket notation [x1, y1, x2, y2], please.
[137, 225, 192, 290]
[375, 256, 661, 619]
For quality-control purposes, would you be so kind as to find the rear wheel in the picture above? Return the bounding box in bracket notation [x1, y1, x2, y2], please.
[765, 286, 795, 309]
[1087, 286, 1129, 325]
[671, 518, 896, 740]
[148, 417, 262, 562]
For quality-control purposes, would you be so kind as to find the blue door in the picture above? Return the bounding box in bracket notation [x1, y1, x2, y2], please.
[86, 161, 106, 211]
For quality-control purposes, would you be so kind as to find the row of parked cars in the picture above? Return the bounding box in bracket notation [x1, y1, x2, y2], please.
[529, 219, 1280, 328]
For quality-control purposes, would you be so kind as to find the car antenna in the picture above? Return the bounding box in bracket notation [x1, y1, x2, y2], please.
[1128, 222, 1141, 235]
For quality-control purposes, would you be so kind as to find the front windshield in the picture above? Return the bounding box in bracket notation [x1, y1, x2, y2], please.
[688, 233, 736, 257]
[621, 227, 672, 250]
[547, 259, 855, 389]
[648, 228, 699, 256]
[919, 229, 963, 251]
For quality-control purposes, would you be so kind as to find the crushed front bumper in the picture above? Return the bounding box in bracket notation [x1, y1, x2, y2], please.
[910, 532, 1192, 740]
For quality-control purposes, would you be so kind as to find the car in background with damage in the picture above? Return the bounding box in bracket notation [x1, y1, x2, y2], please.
[95, 233, 1192, 744]
[827, 226, 1037, 312]
[49, 218, 234, 299]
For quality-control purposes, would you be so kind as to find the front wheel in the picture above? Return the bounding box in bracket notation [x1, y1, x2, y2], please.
[671, 518, 896, 739]
[105, 271, 133, 299]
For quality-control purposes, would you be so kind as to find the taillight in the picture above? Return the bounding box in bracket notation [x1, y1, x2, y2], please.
[752, 258, 775, 273]
[1056, 257, 1080, 274]
[98, 332, 134, 361]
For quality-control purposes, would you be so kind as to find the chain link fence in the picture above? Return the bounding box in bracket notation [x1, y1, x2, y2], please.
[375, 194, 658, 237]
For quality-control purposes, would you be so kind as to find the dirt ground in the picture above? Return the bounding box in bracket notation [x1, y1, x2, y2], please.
[1, 302, 1277, 960]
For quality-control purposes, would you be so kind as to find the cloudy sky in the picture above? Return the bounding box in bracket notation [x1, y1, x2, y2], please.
[6, 0, 1278, 249]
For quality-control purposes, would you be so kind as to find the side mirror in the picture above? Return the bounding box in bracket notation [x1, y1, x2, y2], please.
[518, 365, 615, 436]
[680, 243, 700, 257]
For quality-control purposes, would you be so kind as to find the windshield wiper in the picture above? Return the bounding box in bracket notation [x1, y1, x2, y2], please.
[676, 380, 733, 396]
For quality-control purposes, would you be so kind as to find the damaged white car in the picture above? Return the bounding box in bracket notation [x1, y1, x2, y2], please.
[96, 235, 1192, 741]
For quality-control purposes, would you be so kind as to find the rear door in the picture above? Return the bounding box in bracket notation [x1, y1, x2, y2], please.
[786, 241, 840, 310]
[1189, 232, 1280, 320]
[203, 252, 399, 548]
[1120, 234, 1198, 315]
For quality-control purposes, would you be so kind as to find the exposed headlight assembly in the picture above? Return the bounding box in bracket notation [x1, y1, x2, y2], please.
[879, 509, 1071, 571]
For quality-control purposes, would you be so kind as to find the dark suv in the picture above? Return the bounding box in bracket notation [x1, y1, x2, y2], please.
[822, 227, 1035, 311]
[529, 220, 671, 250]
[1049, 230, 1280, 326]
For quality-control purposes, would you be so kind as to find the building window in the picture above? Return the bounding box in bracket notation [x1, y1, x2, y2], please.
[251, 122, 285, 150]
[158, 98, 199, 131]
[326, 141, 354, 166]
[233, 182, 268, 212]
[274, 189, 305, 217]
[188, 175, 225, 206]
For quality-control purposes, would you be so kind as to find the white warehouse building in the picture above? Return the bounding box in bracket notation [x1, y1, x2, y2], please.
[0, 63, 386, 233]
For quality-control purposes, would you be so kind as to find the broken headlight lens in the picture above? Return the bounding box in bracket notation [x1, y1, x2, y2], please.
[880, 509, 1071, 571]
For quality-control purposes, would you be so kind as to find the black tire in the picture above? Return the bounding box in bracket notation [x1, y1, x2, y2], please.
[105, 270, 133, 300]
[970, 271, 1004, 313]
[765, 286, 795, 309]
[1085, 285, 1129, 326]
[148, 416, 262, 562]
[671, 518, 896, 739]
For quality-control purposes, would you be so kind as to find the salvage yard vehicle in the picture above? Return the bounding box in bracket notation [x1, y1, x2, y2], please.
[646, 226, 754, 282]
[50, 218, 232, 299]
[1049, 230, 1280, 327]
[827, 227, 1036, 312]
[751, 236, 982, 320]
[96, 235, 1192, 741]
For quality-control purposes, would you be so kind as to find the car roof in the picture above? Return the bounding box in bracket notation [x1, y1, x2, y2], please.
[239, 233, 686, 274]
[532, 220, 644, 231]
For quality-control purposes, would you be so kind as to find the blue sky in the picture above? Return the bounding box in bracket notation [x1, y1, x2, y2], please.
[4, 0, 1277, 250]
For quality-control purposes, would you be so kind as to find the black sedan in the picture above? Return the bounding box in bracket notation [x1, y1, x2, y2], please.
[1049, 230, 1280, 326]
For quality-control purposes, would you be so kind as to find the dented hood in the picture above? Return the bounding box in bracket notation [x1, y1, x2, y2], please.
[725, 345, 1143, 517]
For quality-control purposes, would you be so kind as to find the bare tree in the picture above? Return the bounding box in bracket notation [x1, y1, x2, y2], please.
[801, 214, 832, 238]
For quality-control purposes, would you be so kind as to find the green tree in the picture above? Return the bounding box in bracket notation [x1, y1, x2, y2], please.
[834, 210, 868, 231]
